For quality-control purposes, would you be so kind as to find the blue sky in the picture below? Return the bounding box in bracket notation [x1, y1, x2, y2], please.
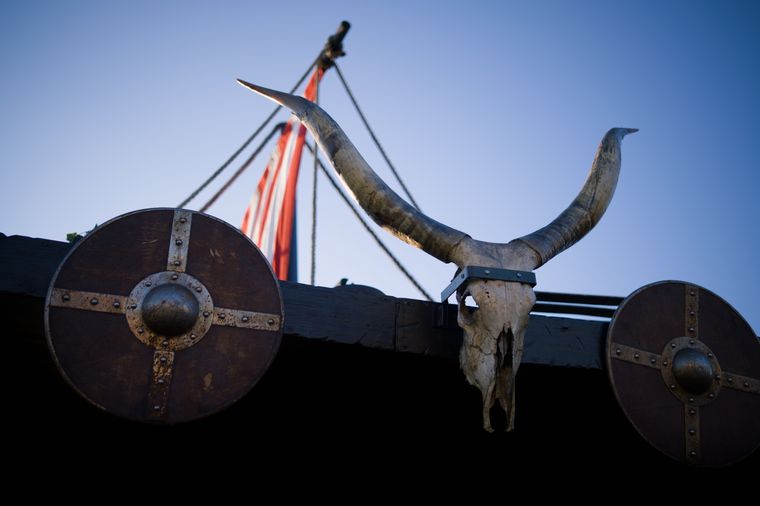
[1, 1, 758, 332]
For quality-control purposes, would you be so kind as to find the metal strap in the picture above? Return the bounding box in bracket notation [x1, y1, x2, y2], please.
[441, 266, 536, 302]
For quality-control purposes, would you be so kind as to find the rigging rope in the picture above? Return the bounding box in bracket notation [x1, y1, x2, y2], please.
[305, 141, 434, 302]
[198, 123, 285, 213]
[333, 62, 423, 211]
[178, 55, 321, 209]
[310, 78, 320, 286]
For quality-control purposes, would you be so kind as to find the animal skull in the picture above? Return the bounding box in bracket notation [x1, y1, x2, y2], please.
[239, 80, 636, 431]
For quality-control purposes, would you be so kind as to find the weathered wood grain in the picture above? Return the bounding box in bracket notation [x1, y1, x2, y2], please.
[1, 233, 606, 368]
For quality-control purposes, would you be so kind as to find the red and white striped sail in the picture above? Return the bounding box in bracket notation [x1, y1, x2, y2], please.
[241, 68, 322, 280]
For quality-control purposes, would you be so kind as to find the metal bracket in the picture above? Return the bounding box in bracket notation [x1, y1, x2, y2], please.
[440, 266, 537, 302]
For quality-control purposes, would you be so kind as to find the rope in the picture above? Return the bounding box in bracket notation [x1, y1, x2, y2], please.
[305, 141, 434, 302]
[333, 62, 423, 211]
[178, 55, 321, 208]
[310, 78, 320, 286]
[199, 123, 285, 213]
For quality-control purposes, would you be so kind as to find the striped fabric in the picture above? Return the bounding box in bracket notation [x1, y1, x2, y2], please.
[241, 68, 323, 280]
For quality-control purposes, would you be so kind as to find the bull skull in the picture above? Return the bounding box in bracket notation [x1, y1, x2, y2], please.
[239, 79, 636, 431]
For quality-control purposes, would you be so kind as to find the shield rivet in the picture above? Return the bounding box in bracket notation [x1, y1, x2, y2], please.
[650, 357, 656, 364]
[689, 450, 697, 457]
[219, 313, 225, 319]
[179, 217, 187, 224]
[171, 274, 179, 280]
[268, 318, 275, 326]
[689, 408, 696, 415]
[153, 405, 161, 411]
[203, 311, 210, 317]
[173, 260, 181, 266]
[688, 397, 694, 403]
[162, 340, 168, 347]
[157, 378, 165, 385]
[689, 428, 696, 436]
[634, 353, 640, 360]
[663, 360, 669, 366]
[671, 343, 676, 349]
[615, 348, 621, 355]
[195, 286, 202, 293]
[175, 239, 183, 246]
[145, 282, 152, 287]
[744, 382, 750, 388]
[242, 316, 250, 323]
[708, 393, 714, 399]
[670, 384, 676, 389]
[190, 333, 196, 339]
[62, 293, 70, 301]
[90, 298, 98, 305]
[138, 327, 144, 334]
[113, 301, 120, 308]
[160, 356, 167, 364]
[727, 376, 733, 383]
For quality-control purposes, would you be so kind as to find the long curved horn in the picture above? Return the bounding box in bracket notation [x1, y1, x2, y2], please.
[238, 80, 468, 263]
[515, 128, 637, 268]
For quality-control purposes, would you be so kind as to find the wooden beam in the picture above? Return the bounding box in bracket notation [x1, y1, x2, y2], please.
[1, 233, 606, 369]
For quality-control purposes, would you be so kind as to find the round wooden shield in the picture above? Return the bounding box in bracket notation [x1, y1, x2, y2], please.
[45, 208, 284, 423]
[607, 281, 760, 466]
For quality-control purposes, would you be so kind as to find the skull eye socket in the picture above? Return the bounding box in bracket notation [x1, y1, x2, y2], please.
[458, 291, 479, 319]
